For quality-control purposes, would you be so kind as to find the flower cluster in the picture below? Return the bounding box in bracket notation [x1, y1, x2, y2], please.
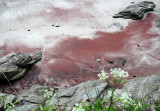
[119, 92, 135, 106]
[98, 68, 129, 81]
[72, 103, 85, 111]
[110, 68, 129, 78]
[98, 70, 108, 81]
[105, 89, 118, 99]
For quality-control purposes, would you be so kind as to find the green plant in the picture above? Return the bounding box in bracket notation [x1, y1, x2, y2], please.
[92, 98, 107, 111]
[154, 100, 160, 111]
[4, 99, 18, 111]
[0, 94, 18, 111]
[36, 88, 56, 111]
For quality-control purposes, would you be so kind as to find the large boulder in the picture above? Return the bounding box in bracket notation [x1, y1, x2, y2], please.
[0, 51, 42, 81]
[48, 80, 107, 111]
[113, 1, 156, 20]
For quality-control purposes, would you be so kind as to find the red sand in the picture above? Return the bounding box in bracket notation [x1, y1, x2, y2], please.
[1, 13, 160, 94]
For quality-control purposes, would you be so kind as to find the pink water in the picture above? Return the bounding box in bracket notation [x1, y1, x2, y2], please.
[0, 13, 160, 94]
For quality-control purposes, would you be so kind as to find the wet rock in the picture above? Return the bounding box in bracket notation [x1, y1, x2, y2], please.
[0, 93, 16, 108]
[0, 51, 42, 81]
[47, 80, 108, 111]
[113, 1, 156, 20]
[154, 18, 160, 27]
[18, 84, 51, 104]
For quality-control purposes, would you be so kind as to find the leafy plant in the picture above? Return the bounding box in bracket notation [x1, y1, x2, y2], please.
[4, 99, 18, 111]
[36, 88, 56, 111]
[0, 94, 18, 111]
[154, 100, 160, 111]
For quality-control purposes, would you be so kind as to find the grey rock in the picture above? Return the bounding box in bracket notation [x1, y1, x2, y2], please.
[0, 51, 42, 81]
[0, 93, 16, 108]
[48, 80, 108, 111]
[11, 75, 160, 110]
[154, 18, 160, 27]
[14, 102, 38, 111]
[18, 84, 51, 104]
[113, 1, 156, 20]
[99, 75, 160, 110]
[122, 75, 160, 103]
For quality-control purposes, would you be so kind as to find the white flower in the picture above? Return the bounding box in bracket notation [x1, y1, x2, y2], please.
[105, 89, 118, 100]
[119, 92, 135, 105]
[98, 70, 108, 81]
[72, 103, 85, 111]
[110, 68, 129, 78]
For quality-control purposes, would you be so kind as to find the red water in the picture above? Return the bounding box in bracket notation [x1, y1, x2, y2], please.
[1, 13, 160, 94]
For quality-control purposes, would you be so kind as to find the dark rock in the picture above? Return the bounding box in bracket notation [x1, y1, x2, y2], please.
[55, 25, 60, 27]
[0, 87, 2, 92]
[0, 51, 42, 81]
[113, 1, 156, 20]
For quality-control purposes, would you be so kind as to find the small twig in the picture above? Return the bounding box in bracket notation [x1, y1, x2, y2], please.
[108, 88, 115, 111]
[2, 73, 22, 106]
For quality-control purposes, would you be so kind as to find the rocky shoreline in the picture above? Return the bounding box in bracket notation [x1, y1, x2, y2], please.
[1, 75, 160, 111]
[0, 49, 160, 110]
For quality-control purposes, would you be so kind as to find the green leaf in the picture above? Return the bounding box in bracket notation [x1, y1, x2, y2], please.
[120, 79, 126, 84]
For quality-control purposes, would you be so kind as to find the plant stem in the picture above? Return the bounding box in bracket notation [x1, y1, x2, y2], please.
[108, 89, 115, 111]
